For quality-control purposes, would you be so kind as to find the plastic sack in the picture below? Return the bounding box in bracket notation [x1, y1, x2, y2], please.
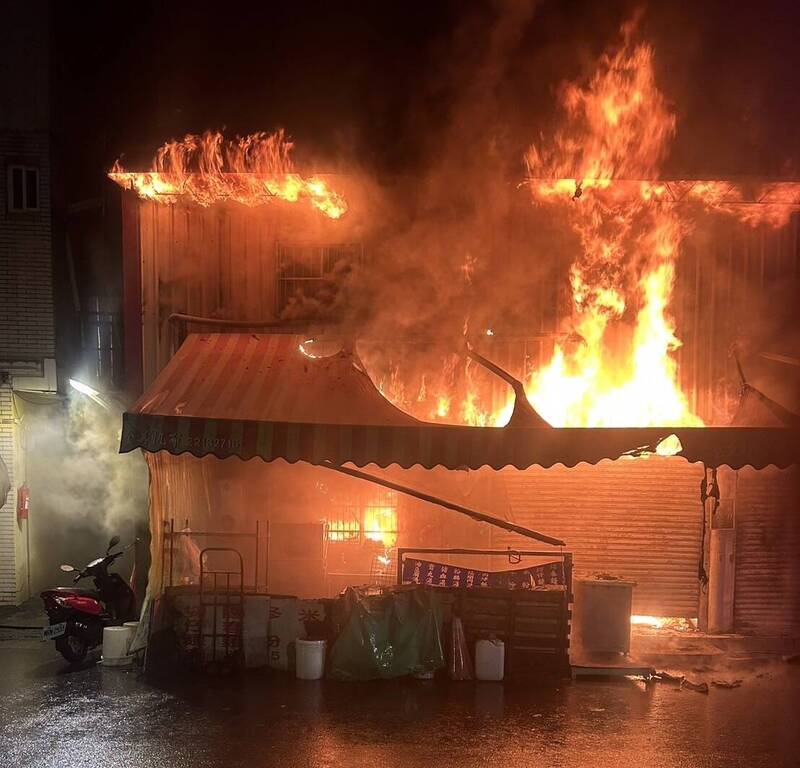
[328, 586, 444, 681]
[449, 616, 473, 680]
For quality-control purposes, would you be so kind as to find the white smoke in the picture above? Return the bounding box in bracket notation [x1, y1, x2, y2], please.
[18, 390, 148, 593]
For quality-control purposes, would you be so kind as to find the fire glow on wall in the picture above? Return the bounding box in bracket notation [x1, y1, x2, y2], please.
[109, 19, 800, 433]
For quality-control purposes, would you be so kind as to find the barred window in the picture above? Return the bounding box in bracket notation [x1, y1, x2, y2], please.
[326, 489, 398, 548]
[275, 243, 364, 319]
[8, 165, 40, 212]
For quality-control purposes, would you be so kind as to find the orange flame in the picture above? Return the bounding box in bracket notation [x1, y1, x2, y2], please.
[328, 494, 398, 548]
[363, 498, 398, 548]
[108, 129, 347, 219]
[524, 24, 701, 428]
[371, 25, 797, 431]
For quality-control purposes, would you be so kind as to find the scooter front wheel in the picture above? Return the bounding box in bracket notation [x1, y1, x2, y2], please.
[56, 632, 89, 665]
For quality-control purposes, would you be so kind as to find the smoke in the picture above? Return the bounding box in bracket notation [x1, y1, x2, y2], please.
[273, 2, 549, 338]
[273, 4, 800, 428]
[18, 391, 148, 592]
[272, 0, 577, 422]
[344, 1, 548, 340]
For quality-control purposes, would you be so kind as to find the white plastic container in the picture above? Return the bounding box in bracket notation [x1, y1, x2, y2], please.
[102, 625, 134, 667]
[295, 639, 326, 680]
[475, 639, 505, 681]
[123, 621, 140, 654]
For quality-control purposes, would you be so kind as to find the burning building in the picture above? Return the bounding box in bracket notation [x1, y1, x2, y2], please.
[112, 22, 800, 643]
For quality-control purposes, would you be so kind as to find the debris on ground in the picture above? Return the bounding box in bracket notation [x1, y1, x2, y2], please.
[712, 679, 743, 689]
[654, 670, 685, 685]
[681, 679, 709, 694]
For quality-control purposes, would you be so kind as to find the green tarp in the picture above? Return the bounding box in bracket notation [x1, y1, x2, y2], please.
[329, 586, 444, 681]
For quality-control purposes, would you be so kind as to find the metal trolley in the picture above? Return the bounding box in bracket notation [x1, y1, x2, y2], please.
[198, 547, 244, 668]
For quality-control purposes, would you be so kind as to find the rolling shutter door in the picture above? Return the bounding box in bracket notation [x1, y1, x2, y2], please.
[496, 457, 704, 617]
[734, 466, 800, 636]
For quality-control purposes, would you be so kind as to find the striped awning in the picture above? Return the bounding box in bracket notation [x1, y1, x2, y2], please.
[119, 333, 800, 470]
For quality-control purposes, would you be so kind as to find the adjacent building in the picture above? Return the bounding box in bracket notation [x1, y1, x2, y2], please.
[0, 1, 58, 604]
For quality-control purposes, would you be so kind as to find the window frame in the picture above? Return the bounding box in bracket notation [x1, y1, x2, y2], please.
[7, 164, 41, 212]
[274, 242, 364, 316]
[325, 488, 399, 547]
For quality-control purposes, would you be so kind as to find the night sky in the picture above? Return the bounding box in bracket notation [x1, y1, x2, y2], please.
[52, 0, 800, 201]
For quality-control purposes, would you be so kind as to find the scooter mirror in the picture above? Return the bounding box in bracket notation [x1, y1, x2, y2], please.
[59, 564, 75, 573]
[108, 535, 120, 551]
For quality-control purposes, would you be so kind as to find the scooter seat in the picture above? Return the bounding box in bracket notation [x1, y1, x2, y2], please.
[50, 586, 100, 599]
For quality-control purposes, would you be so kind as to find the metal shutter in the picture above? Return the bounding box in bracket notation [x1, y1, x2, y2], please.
[496, 457, 704, 617]
[734, 466, 800, 636]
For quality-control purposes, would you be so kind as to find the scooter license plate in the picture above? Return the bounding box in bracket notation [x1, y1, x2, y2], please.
[42, 622, 67, 641]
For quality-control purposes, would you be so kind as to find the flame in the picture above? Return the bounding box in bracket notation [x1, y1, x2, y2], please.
[363, 509, 397, 548]
[363, 493, 398, 548]
[108, 129, 346, 219]
[631, 615, 697, 631]
[523, 24, 702, 428]
[327, 493, 398, 548]
[433, 395, 451, 419]
[369, 25, 798, 431]
[369, 27, 703, 430]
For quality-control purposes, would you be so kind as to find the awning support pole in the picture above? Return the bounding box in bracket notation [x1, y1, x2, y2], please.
[316, 461, 566, 547]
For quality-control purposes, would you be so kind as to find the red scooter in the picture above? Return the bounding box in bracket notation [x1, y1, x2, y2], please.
[41, 536, 137, 664]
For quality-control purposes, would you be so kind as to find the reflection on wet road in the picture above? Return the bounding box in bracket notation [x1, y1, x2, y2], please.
[1, 640, 798, 768]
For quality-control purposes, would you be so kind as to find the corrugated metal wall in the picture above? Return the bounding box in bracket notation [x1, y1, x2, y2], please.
[495, 458, 705, 617]
[675, 216, 800, 425]
[130, 195, 798, 628]
[134, 194, 800, 424]
[135, 176, 370, 388]
[138, 202, 281, 387]
[477, 210, 800, 428]
[734, 466, 800, 636]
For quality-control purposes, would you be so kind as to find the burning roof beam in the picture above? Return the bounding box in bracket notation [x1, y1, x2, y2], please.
[465, 343, 551, 428]
[523, 178, 800, 204]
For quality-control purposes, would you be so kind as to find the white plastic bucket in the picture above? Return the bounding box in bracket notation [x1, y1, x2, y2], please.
[475, 639, 505, 681]
[295, 639, 326, 680]
[123, 622, 140, 654]
[102, 625, 134, 667]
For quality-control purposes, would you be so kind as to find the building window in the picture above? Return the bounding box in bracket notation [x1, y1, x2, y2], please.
[326, 489, 399, 548]
[7, 165, 40, 211]
[275, 243, 364, 318]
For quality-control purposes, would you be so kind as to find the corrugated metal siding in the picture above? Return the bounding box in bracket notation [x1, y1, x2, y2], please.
[675, 216, 800, 425]
[496, 458, 704, 617]
[132, 194, 799, 427]
[137, 176, 368, 387]
[734, 466, 800, 637]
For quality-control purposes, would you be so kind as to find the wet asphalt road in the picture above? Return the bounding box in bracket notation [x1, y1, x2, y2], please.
[1, 638, 799, 768]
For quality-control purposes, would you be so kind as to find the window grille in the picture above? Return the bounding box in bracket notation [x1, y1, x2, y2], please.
[326, 488, 398, 547]
[7, 165, 40, 211]
[326, 502, 361, 543]
[275, 243, 364, 316]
